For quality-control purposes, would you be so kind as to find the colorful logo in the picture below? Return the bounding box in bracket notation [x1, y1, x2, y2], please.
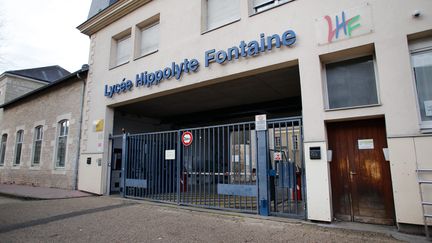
[324, 11, 361, 43]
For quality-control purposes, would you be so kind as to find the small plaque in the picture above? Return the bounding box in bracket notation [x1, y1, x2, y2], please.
[358, 139, 374, 150]
[165, 150, 176, 160]
[255, 114, 267, 131]
[425, 100, 432, 117]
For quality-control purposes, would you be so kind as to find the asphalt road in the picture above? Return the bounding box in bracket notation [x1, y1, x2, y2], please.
[0, 195, 420, 242]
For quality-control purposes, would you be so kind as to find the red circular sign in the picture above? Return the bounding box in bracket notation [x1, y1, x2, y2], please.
[181, 131, 193, 146]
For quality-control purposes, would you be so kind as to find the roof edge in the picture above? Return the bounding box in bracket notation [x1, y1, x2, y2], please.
[0, 67, 89, 109]
[77, 0, 152, 36]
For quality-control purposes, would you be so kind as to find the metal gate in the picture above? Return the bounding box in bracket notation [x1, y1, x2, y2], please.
[267, 118, 305, 218]
[114, 117, 305, 218]
[178, 122, 257, 213]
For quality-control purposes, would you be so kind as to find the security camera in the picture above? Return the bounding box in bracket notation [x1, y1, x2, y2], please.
[413, 10, 421, 18]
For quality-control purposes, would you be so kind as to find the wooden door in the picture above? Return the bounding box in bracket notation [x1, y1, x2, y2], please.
[327, 118, 395, 225]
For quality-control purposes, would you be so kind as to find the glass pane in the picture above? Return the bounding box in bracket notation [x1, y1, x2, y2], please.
[56, 136, 67, 167]
[15, 144, 22, 165]
[326, 56, 378, 109]
[253, 0, 273, 7]
[33, 140, 42, 165]
[412, 51, 432, 122]
[207, 0, 240, 30]
[17, 131, 23, 142]
[0, 136, 6, 165]
[140, 23, 159, 56]
[60, 120, 69, 136]
[36, 126, 43, 140]
[116, 36, 131, 65]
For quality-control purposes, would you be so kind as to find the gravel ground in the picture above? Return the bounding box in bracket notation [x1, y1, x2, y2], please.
[0, 196, 413, 242]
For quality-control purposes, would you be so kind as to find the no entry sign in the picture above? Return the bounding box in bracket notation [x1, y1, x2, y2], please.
[181, 131, 193, 146]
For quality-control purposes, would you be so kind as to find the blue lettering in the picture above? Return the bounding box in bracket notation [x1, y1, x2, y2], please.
[205, 49, 216, 67]
[136, 73, 144, 87]
[267, 34, 281, 50]
[247, 41, 260, 56]
[126, 80, 133, 90]
[183, 59, 190, 73]
[189, 59, 199, 72]
[216, 50, 228, 64]
[163, 67, 172, 79]
[282, 30, 296, 46]
[239, 41, 247, 57]
[104, 85, 112, 97]
[260, 33, 266, 52]
[155, 70, 163, 84]
[148, 73, 155, 85]
[335, 11, 347, 39]
[227, 47, 239, 61]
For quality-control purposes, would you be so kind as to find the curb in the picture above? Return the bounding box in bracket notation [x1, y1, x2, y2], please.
[111, 196, 428, 243]
[0, 192, 95, 201]
[0, 192, 43, 200]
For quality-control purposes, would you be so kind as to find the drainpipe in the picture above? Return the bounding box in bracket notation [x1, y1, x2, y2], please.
[73, 64, 89, 190]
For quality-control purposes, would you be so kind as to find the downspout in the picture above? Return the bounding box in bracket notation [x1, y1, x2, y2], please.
[73, 65, 88, 190]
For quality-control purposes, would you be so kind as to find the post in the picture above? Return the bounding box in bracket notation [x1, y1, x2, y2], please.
[257, 130, 269, 216]
[120, 132, 128, 197]
[255, 114, 269, 216]
[176, 131, 181, 205]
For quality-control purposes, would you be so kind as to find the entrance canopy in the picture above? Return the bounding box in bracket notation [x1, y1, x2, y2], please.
[114, 65, 301, 133]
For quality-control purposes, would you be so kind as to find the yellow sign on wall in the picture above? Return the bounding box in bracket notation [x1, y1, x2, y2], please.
[94, 119, 104, 132]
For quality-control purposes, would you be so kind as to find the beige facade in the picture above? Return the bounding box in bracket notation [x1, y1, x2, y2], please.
[0, 74, 49, 125]
[78, 0, 432, 227]
[0, 71, 87, 189]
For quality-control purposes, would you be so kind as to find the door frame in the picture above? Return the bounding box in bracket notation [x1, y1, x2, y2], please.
[327, 117, 396, 225]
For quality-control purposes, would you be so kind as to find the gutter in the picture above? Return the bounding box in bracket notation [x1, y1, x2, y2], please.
[73, 65, 89, 190]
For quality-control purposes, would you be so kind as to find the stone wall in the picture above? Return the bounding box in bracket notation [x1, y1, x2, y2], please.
[0, 76, 84, 190]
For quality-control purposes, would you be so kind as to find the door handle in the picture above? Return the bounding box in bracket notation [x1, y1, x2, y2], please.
[350, 171, 357, 175]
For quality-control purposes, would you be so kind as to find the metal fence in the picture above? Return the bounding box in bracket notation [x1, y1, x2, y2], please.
[267, 118, 305, 218]
[178, 122, 257, 213]
[123, 131, 179, 203]
[115, 117, 304, 218]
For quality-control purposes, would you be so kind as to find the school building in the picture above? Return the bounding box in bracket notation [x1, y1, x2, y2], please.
[75, 0, 432, 232]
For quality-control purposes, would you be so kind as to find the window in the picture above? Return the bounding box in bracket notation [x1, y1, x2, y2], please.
[32, 126, 43, 166]
[412, 49, 432, 128]
[139, 22, 159, 57]
[56, 120, 69, 168]
[14, 130, 24, 166]
[206, 0, 240, 31]
[325, 55, 379, 109]
[0, 134, 7, 166]
[114, 35, 131, 66]
[252, 0, 292, 13]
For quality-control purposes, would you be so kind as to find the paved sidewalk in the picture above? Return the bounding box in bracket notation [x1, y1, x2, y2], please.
[0, 184, 92, 200]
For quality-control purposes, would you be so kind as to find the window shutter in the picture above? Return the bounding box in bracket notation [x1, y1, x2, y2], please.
[116, 36, 131, 65]
[140, 23, 159, 56]
[207, 0, 240, 30]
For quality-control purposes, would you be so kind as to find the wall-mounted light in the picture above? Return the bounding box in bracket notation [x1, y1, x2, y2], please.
[383, 148, 390, 161]
[327, 150, 333, 162]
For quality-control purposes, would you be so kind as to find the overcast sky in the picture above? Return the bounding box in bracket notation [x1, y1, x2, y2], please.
[0, 0, 92, 74]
